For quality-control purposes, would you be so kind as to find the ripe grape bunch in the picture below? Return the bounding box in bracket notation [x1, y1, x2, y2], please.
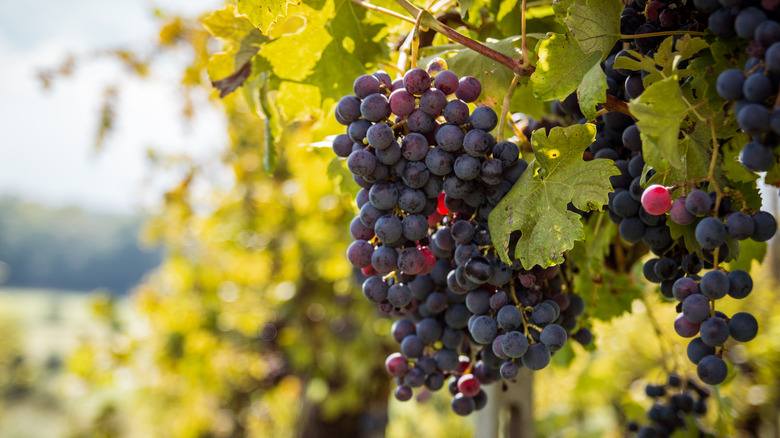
[636, 184, 776, 385]
[627, 373, 711, 437]
[334, 61, 592, 415]
[709, 0, 780, 172]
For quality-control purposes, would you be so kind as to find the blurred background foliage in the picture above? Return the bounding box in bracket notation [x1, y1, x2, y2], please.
[0, 1, 779, 437]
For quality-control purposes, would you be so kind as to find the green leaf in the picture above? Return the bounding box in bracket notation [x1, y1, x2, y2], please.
[563, 0, 623, 60]
[727, 238, 767, 272]
[489, 124, 620, 268]
[576, 60, 607, 120]
[612, 49, 657, 75]
[203, 6, 269, 93]
[459, 0, 474, 19]
[421, 36, 531, 108]
[237, 0, 300, 32]
[531, 32, 602, 101]
[628, 76, 688, 172]
[568, 214, 642, 321]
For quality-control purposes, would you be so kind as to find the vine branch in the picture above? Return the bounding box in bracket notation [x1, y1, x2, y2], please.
[350, 0, 417, 23]
[392, 0, 534, 76]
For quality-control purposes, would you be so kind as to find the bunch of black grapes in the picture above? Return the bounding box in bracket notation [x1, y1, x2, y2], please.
[627, 373, 712, 437]
[334, 62, 592, 415]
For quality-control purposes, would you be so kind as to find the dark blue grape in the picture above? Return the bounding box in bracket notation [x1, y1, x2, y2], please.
[442, 99, 470, 125]
[403, 68, 431, 96]
[420, 88, 447, 116]
[435, 124, 464, 152]
[337, 95, 363, 124]
[402, 214, 428, 241]
[619, 217, 646, 243]
[752, 211, 777, 241]
[700, 317, 730, 346]
[362, 275, 388, 302]
[672, 277, 698, 302]
[735, 7, 766, 40]
[729, 312, 758, 342]
[451, 393, 475, 416]
[613, 190, 640, 218]
[540, 324, 567, 351]
[625, 74, 645, 99]
[687, 337, 715, 364]
[375, 140, 401, 165]
[471, 106, 498, 131]
[742, 73, 772, 102]
[389, 89, 415, 116]
[737, 103, 769, 136]
[756, 20, 780, 47]
[463, 129, 493, 157]
[697, 355, 727, 385]
[682, 294, 710, 324]
[455, 76, 481, 102]
[434, 70, 459, 95]
[726, 211, 755, 239]
[700, 270, 728, 299]
[401, 133, 429, 162]
[727, 269, 753, 299]
[353, 74, 381, 98]
[497, 305, 523, 330]
[716, 69, 745, 101]
[501, 331, 529, 358]
[740, 142, 774, 172]
[522, 343, 551, 370]
[470, 315, 498, 344]
[360, 93, 391, 122]
[369, 181, 397, 210]
[492, 141, 520, 167]
[366, 123, 394, 150]
[332, 133, 354, 157]
[709, 8, 736, 37]
[685, 189, 711, 216]
[407, 109, 435, 134]
[348, 119, 372, 142]
[454, 154, 481, 180]
[695, 217, 727, 250]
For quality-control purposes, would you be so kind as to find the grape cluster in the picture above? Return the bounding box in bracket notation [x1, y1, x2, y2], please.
[335, 62, 591, 415]
[707, 0, 780, 171]
[640, 184, 776, 384]
[627, 374, 711, 437]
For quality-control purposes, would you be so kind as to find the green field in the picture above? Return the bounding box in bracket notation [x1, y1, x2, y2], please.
[0, 288, 131, 437]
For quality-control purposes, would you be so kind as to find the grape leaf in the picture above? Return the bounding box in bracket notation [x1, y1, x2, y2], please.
[203, 7, 269, 94]
[489, 123, 620, 268]
[237, 0, 300, 32]
[727, 238, 766, 272]
[531, 32, 602, 101]
[459, 0, 474, 18]
[628, 76, 688, 172]
[563, 0, 623, 60]
[576, 60, 607, 120]
[569, 215, 642, 321]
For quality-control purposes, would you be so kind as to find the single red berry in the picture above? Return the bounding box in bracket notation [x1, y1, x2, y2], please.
[385, 353, 409, 377]
[641, 184, 672, 215]
[437, 192, 449, 215]
[457, 373, 481, 397]
[361, 265, 378, 277]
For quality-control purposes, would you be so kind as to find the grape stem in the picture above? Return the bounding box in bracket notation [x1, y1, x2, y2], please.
[604, 94, 633, 117]
[639, 293, 673, 373]
[521, 0, 529, 68]
[411, 10, 425, 69]
[619, 30, 705, 39]
[498, 75, 521, 142]
[349, 0, 417, 23]
[392, 0, 533, 76]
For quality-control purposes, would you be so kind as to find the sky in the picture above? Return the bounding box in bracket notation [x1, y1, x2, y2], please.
[0, 0, 227, 214]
